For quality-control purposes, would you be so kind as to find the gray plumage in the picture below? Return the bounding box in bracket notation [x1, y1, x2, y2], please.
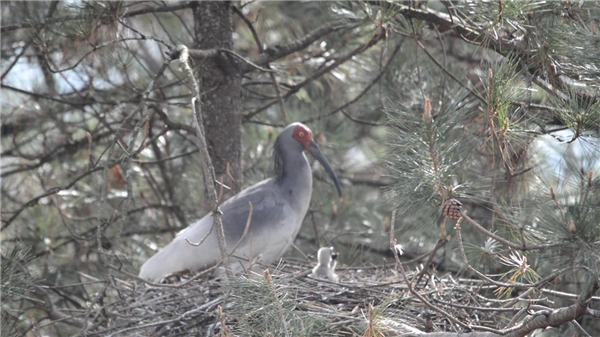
[310, 247, 339, 282]
[139, 123, 342, 282]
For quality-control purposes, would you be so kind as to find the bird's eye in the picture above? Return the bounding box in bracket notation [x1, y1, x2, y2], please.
[299, 131, 305, 137]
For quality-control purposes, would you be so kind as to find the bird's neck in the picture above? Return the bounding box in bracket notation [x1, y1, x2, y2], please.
[275, 151, 313, 204]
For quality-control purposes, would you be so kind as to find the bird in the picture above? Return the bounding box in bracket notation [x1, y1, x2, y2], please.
[310, 247, 339, 282]
[139, 123, 343, 281]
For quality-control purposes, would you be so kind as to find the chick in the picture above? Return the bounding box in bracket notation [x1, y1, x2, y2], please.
[310, 247, 339, 282]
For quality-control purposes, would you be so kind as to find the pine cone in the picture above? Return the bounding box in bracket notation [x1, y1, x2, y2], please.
[442, 198, 463, 220]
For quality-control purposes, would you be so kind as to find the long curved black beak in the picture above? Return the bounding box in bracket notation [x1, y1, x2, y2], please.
[308, 140, 343, 199]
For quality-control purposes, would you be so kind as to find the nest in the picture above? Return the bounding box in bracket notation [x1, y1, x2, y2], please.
[73, 258, 520, 336]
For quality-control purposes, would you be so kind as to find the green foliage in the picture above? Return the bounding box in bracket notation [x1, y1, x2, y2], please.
[463, 238, 502, 273]
[0, 313, 19, 337]
[1, 245, 37, 336]
[383, 89, 477, 231]
[1, 245, 36, 303]
[494, 251, 540, 299]
[481, 56, 524, 133]
[554, 90, 600, 133]
[539, 4, 600, 91]
[535, 177, 600, 274]
[362, 295, 411, 336]
[226, 275, 326, 336]
[460, 0, 562, 37]
[488, 166, 600, 277]
[2, 1, 600, 334]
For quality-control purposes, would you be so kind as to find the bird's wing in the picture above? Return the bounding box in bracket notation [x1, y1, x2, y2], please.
[222, 179, 295, 244]
[140, 178, 297, 281]
[178, 178, 293, 243]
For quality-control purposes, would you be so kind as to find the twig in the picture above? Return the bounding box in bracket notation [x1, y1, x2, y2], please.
[228, 202, 253, 257]
[263, 269, 290, 337]
[108, 262, 221, 289]
[104, 296, 224, 337]
[269, 71, 289, 125]
[415, 40, 487, 104]
[340, 109, 386, 127]
[232, 6, 263, 52]
[1, 130, 165, 232]
[455, 220, 574, 289]
[217, 305, 232, 337]
[1, 37, 36, 81]
[43, 37, 166, 74]
[1, 2, 197, 33]
[460, 212, 559, 251]
[176, 45, 232, 278]
[388, 211, 470, 330]
[423, 97, 448, 202]
[503, 279, 598, 337]
[34, 285, 85, 329]
[414, 236, 449, 287]
[410, 19, 426, 101]
[0, 84, 91, 107]
[94, 59, 171, 263]
[234, 4, 288, 124]
[185, 225, 214, 247]
[486, 68, 513, 175]
[300, 37, 402, 124]
[242, 19, 361, 73]
[549, 187, 567, 225]
[246, 30, 387, 120]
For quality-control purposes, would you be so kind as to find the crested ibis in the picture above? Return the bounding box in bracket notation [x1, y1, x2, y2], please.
[310, 247, 339, 282]
[139, 123, 342, 281]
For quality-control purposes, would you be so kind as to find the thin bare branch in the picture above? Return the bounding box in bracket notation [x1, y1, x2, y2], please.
[176, 45, 232, 277]
[1, 2, 197, 33]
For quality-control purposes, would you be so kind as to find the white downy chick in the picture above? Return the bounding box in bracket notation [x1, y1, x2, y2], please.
[310, 247, 339, 282]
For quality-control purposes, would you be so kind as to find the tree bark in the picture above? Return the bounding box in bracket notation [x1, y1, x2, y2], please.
[193, 2, 242, 196]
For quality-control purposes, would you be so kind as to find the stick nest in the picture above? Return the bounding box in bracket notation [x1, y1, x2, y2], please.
[77, 260, 514, 336]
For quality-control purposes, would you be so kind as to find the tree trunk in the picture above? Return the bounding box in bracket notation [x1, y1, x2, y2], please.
[193, 2, 243, 198]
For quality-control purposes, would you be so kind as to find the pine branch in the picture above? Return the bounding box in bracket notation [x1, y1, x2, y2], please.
[369, 1, 599, 104]
[0, 128, 168, 231]
[246, 29, 386, 120]
[185, 18, 360, 76]
[1, 2, 197, 33]
[242, 19, 361, 73]
[460, 212, 560, 251]
[301, 39, 403, 124]
[505, 279, 599, 337]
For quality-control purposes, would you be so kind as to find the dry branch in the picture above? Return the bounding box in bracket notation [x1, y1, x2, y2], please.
[24, 256, 598, 336]
[246, 29, 388, 120]
[1, 2, 197, 33]
[176, 45, 232, 277]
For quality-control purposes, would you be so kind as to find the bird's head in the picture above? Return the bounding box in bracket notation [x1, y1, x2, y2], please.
[289, 123, 343, 199]
[291, 124, 313, 151]
[317, 247, 335, 265]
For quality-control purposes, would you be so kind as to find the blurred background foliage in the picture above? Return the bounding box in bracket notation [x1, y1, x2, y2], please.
[1, 1, 599, 335]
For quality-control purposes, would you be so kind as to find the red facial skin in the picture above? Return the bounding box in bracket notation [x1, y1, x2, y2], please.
[292, 124, 313, 150]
